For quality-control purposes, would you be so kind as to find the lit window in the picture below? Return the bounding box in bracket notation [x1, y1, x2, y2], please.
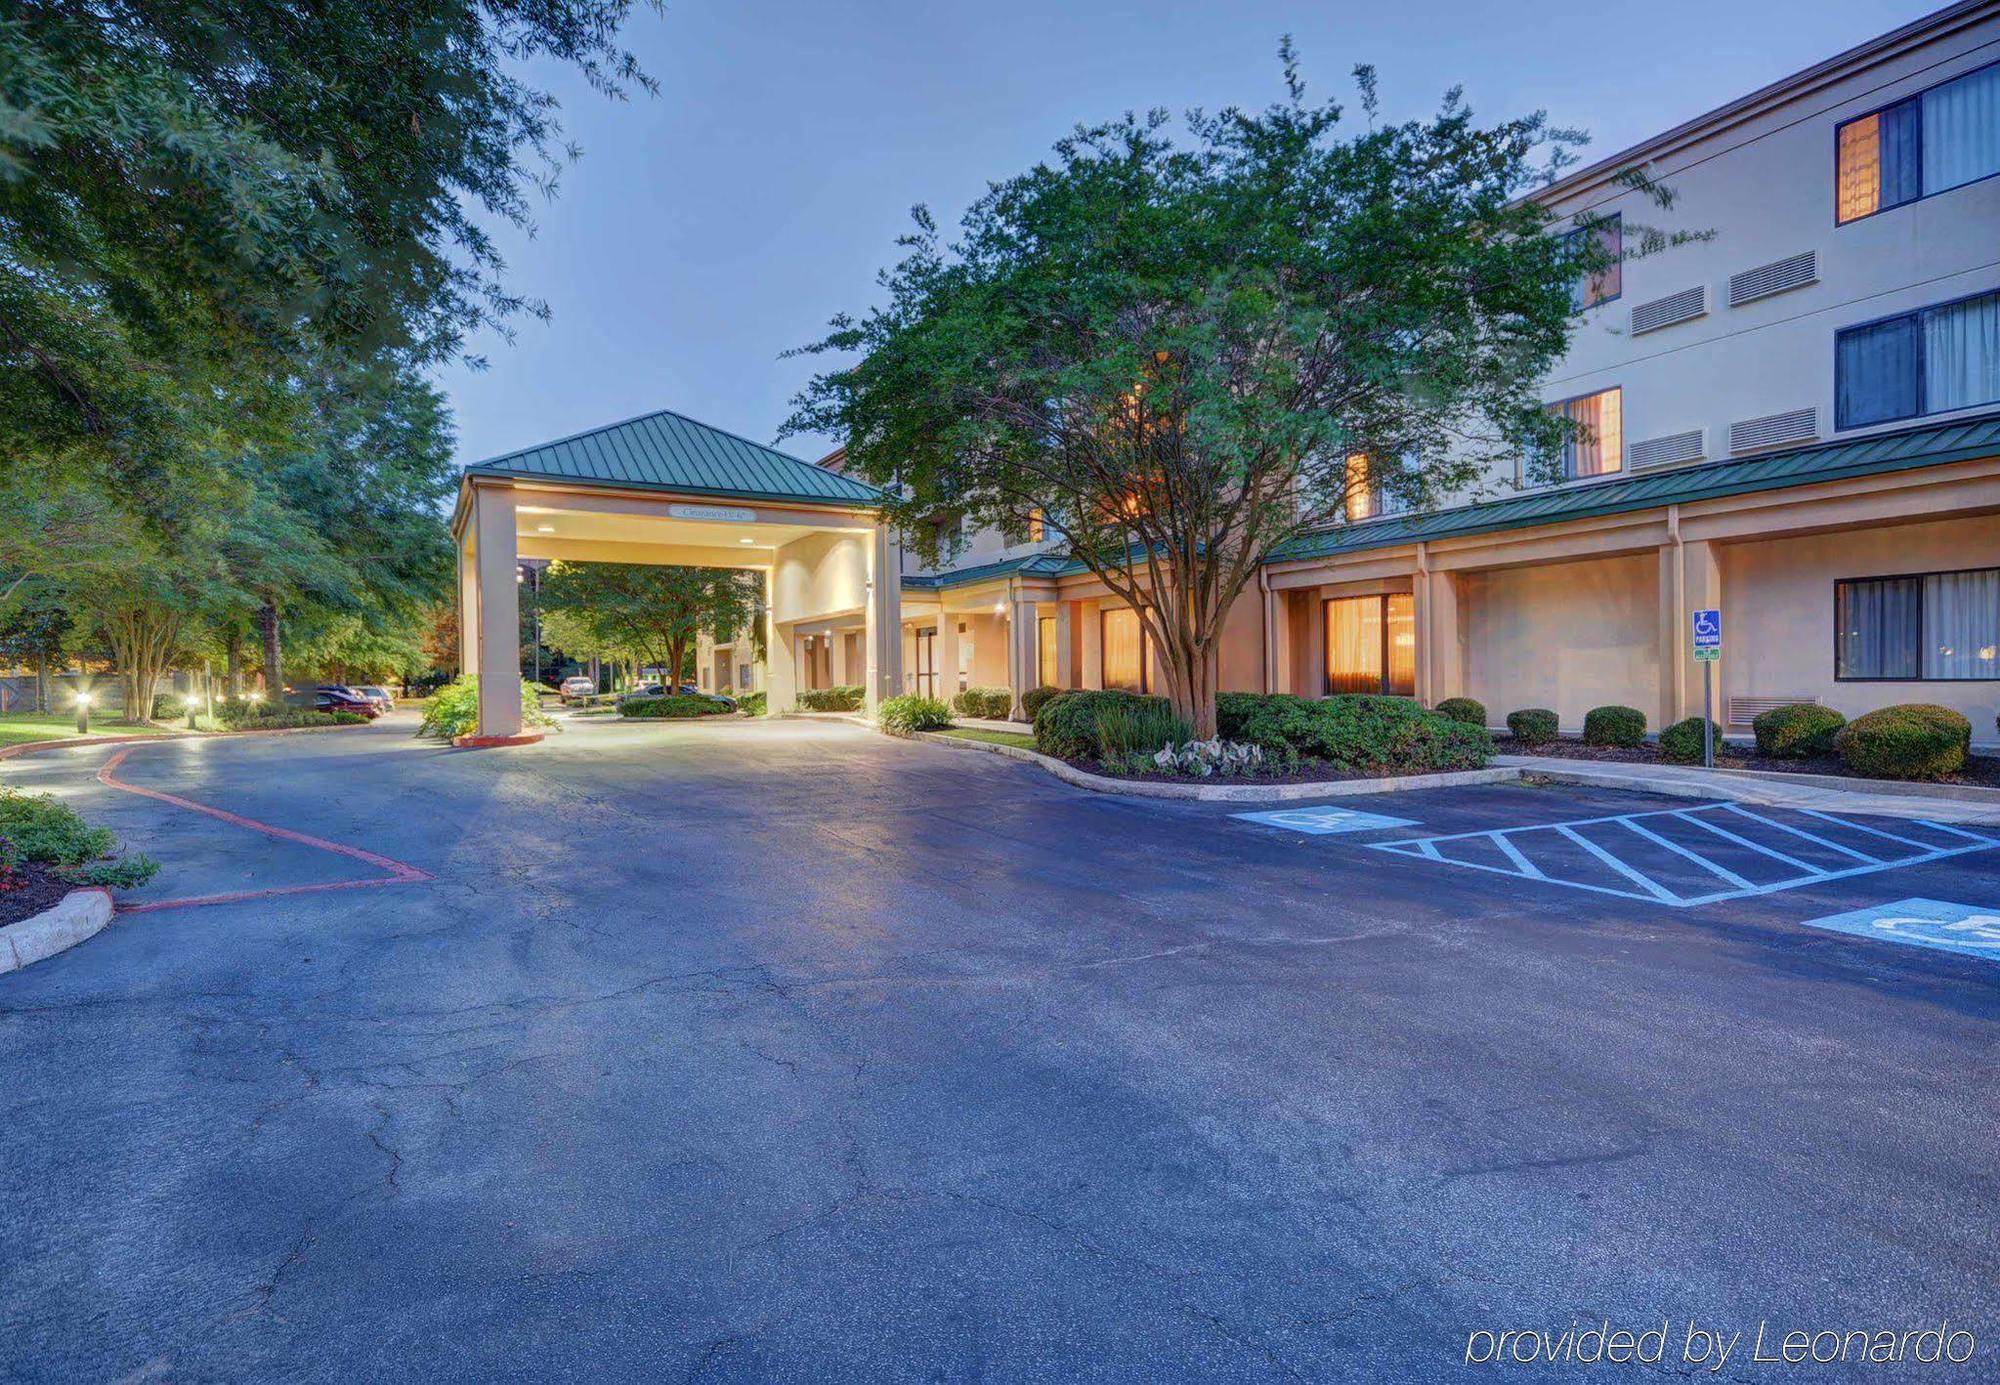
[1562, 213, 1622, 308]
[1037, 616, 1059, 687]
[1836, 62, 2000, 224]
[1027, 508, 1045, 542]
[1323, 594, 1415, 696]
[1540, 388, 1622, 480]
[1100, 608, 1148, 693]
[1344, 454, 1374, 521]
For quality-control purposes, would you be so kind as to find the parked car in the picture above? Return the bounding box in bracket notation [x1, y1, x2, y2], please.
[559, 676, 597, 701]
[356, 685, 396, 712]
[615, 683, 665, 705]
[314, 687, 382, 719]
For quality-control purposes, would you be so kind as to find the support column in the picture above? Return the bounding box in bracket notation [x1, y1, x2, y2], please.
[1424, 569, 1463, 708]
[766, 568, 796, 716]
[457, 533, 480, 678]
[1676, 539, 1724, 726]
[864, 522, 902, 717]
[1657, 543, 1682, 732]
[1054, 601, 1074, 688]
[934, 608, 954, 700]
[473, 485, 522, 738]
[1262, 582, 1283, 695]
[1008, 593, 1038, 718]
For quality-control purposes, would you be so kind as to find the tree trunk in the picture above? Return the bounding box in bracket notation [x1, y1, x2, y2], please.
[33, 653, 47, 714]
[225, 630, 243, 699]
[259, 599, 281, 702]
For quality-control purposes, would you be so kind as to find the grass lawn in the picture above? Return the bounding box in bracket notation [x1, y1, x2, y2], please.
[937, 727, 1037, 750]
[0, 712, 174, 748]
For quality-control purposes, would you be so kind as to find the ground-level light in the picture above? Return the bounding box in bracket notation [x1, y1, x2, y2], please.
[74, 689, 92, 735]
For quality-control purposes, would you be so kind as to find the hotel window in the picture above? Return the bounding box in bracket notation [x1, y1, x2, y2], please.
[1836, 568, 2000, 680]
[1836, 61, 2000, 224]
[1323, 594, 1415, 696]
[1561, 213, 1622, 307]
[1835, 290, 2000, 429]
[1027, 508, 1046, 542]
[1531, 387, 1622, 481]
[913, 628, 937, 698]
[1037, 616, 1059, 687]
[1344, 452, 1415, 522]
[1100, 607, 1149, 693]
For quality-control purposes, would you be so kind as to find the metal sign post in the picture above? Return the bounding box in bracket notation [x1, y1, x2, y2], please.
[1691, 609, 1721, 768]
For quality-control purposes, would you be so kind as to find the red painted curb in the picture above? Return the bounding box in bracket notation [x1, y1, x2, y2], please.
[451, 730, 547, 749]
[95, 745, 432, 915]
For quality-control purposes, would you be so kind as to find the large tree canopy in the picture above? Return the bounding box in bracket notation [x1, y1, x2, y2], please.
[539, 563, 761, 691]
[788, 51, 1678, 736]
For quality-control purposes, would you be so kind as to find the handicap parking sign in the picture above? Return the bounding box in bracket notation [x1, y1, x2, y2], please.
[1232, 806, 1418, 836]
[1691, 608, 1721, 662]
[1798, 897, 2000, 962]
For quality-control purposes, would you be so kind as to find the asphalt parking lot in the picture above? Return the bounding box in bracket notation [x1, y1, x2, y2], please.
[3, 715, 1998, 1382]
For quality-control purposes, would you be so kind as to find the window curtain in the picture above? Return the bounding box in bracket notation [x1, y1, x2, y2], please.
[1922, 63, 2000, 195]
[1344, 453, 1374, 521]
[1568, 389, 1622, 477]
[1101, 608, 1145, 693]
[1037, 617, 1058, 688]
[1836, 577, 1920, 679]
[1384, 595, 1416, 696]
[1922, 291, 2000, 415]
[1836, 316, 1921, 428]
[1324, 597, 1383, 694]
[1837, 114, 1882, 222]
[1922, 569, 2000, 680]
[1878, 98, 1923, 206]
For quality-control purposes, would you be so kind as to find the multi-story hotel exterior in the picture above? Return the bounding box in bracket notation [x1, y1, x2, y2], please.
[767, 0, 1994, 746]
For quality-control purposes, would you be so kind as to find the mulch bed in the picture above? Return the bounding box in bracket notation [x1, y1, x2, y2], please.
[1513, 737, 2000, 789]
[0, 860, 76, 928]
[1064, 756, 1490, 785]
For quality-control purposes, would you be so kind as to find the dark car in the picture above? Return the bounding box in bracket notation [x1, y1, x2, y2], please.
[314, 686, 381, 719]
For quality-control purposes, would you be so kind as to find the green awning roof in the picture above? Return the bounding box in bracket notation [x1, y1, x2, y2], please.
[1272, 413, 2000, 564]
[901, 552, 1078, 591]
[463, 406, 884, 507]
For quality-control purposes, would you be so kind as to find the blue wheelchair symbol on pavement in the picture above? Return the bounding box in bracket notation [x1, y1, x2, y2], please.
[1232, 806, 1418, 836]
[1799, 897, 2000, 962]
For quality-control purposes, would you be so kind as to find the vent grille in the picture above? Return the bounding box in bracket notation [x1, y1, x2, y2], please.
[1728, 695, 1818, 728]
[1728, 251, 1817, 307]
[1631, 286, 1706, 335]
[1729, 407, 1817, 454]
[1629, 429, 1706, 470]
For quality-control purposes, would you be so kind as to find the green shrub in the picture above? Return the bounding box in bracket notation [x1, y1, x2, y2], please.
[417, 676, 555, 739]
[1020, 685, 1060, 720]
[1506, 708, 1560, 745]
[1227, 694, 1492, 772]
[620, 694, 730, 719]
[799, 684, 864, 712]
[1658, 716, 1723, 764]
[1214, 691, 1290, 742]
[1435, 697, 1487, 727]
[1034, 690, 1172, 760]
[953, 686, 1013, 719]
[233, 709, 366, 730]
[1091, 700, 1193, 759]
[738, 690, 767, 717]
[879, 694, 952, 735]
[1835, 704, 1971, 780]
[1582, 704, 1647, 748]
[151, 692, 188, 720]
[0, 789, 158, 887]
[1752, 703, 1846, 759]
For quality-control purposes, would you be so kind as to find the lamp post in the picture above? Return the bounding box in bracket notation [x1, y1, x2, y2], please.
[75, 689, 91, 735]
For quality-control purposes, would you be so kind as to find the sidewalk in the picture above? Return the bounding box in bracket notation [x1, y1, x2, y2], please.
[1496, 754, 2000, 826]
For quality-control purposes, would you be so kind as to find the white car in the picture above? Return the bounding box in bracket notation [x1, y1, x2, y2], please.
[356, 685, 396, 712]
[560, 676, 598, 701]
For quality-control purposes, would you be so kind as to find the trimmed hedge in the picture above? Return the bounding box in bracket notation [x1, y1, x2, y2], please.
[1752, 703, 1846, 759]
[1020, 685, 1061, 720]
[1435, 697, 1487, 727]
[1658, 716, 1722, 764]
[738, 691, 767, 717]
[1582, 704, 1647, 748]
[1034, 690, 1172, 760]
[1506, 708, 1559, 746]
[799, 684, 863, 712]
[953, 686, 1013, 719]
[0, 788, 159, 889]
[620, 694, 730, 719]
[879, 694, 952, 735]
[233, 709, 366, 730]
[1835, 704, 1970, 780]
[1214, 692, 1493, 773]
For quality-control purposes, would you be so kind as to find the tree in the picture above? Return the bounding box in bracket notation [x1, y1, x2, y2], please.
[788, 51, 1686, 736]
[0, 582, 73, 712]
[539, 564, 761, 692]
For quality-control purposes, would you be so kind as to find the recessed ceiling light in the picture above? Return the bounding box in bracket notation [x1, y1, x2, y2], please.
[739, 537, 756, 544]
[536, 524, 554, 533]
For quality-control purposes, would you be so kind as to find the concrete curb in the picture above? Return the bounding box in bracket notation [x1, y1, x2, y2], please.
[912, 730, 1523, 802]
[0, 888, 113, 975]
[0, 722, 367, 763]
[451, 729, 548, 749]
[1495, 756, 2000, 806]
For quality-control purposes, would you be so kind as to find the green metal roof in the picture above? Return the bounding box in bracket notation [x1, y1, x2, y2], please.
[901, 552, 1078, 591]
[1272, 413, 2000, 564]
[463, 406, 884, 507]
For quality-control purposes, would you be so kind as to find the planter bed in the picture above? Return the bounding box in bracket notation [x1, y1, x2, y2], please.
[1512, 736, 2000, 789]
[1059, 755, 1497, 786]
[0, 860, 73, 928]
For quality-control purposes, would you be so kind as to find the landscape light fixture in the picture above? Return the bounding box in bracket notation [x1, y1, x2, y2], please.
[74, 689, 91, 735]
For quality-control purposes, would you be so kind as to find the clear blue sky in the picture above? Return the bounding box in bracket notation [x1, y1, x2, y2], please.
[437, 0, 1938, 468]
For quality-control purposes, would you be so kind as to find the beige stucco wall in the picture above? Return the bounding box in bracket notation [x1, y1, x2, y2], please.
[1460, 552, 1660, 731]
[771, 531, 868, 625]
[1725, 515, 2000, 742]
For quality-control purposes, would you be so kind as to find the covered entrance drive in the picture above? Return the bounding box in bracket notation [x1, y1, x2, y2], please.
[450, 408, 902, 741]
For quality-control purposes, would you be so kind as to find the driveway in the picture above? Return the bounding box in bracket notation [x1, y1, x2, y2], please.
[3, 716, 1998, 1381]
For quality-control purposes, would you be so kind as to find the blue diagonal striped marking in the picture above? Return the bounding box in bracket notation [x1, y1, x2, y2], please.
[1367, 804, 2000, 908]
